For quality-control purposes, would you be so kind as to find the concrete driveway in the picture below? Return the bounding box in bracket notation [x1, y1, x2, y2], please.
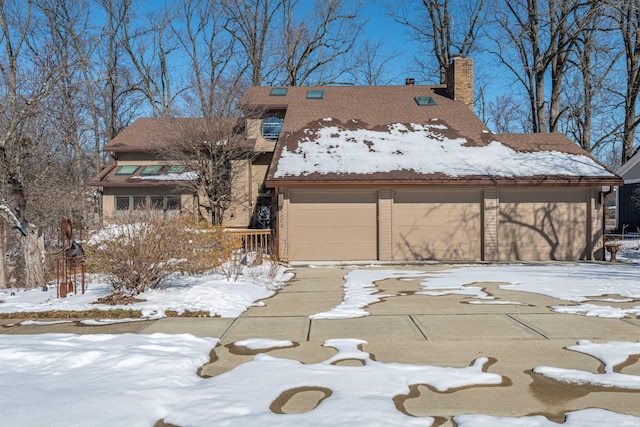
[2, 264, 640, 425]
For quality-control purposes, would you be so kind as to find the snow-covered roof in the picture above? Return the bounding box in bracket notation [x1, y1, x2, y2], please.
[274, 121, 614, 180]
[243, 85, 620, 186]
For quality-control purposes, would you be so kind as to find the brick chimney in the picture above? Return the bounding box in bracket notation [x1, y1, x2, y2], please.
[446, 57, 474, 110]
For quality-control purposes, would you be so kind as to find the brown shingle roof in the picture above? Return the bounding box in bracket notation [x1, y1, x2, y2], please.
[242, 85, 622, 187]
[102, 117, 246, 152]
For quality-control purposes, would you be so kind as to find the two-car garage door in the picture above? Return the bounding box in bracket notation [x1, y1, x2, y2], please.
[287, 188, 482, 261]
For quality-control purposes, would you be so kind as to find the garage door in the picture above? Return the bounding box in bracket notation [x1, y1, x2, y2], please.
[498, 189, 587, 261]
[392, 189, 482, 260]
[288, 190, 378, 261]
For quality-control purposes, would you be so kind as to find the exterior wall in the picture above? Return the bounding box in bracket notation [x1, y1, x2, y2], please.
[101, 187, 192, 222]
[277, 185, 602, 263]
[618, 183, 640, 232]
[224, 159, 251, 227]
[247, 118, 277, 152]
[622, 165, 640, 182]
[223, 154, 273, 228]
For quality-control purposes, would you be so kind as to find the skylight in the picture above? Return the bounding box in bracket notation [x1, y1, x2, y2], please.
[140, 165, 163, 175]
[115, 165, 139, 175]
[306, 90, 324, 99]
[415, 96, 437, 106]
[167, 165, 187, 174]
[270, 87, 287, 96]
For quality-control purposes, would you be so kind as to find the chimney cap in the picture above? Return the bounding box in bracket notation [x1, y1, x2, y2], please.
[405, 78, 415, 85]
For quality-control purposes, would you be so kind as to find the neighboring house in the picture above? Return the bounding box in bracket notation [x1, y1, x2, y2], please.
[616, 149, 640, 232]
[90, 118, 274, 228]
[242, 58, 622, 262]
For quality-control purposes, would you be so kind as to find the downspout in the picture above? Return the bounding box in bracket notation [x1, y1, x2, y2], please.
[601, 186, 613, 261]
[274, 187, 280, 261]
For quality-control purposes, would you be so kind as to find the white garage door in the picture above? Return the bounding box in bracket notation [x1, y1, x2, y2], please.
[288, 190, 377, 261]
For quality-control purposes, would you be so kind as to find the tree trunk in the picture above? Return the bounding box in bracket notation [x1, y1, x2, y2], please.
[0, 224, 7, 289]
[23, 229, 44, 289]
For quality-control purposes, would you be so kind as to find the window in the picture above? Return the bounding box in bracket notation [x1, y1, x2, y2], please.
[133, 196, 146, 210]
[115, 165, 139, 175]
[414, 96, 437, 106]
[166, 196, 181, 210]
[140, 165, 163, 175]
[261, 116, 283, 141]
[115, 197, 130, 210]
[167, 165, 187, 174]
[150, 196, 164, 209]
[114, 195, 182, 215]
[306, 90, 324, 99]
[270, 87, 287, 96]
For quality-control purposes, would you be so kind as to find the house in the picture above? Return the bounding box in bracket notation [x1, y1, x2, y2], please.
[616, 149, 640, 233]
[92, 58, 622, 262]
[241, 58, 622, 262]
[90, 118, 274, 228]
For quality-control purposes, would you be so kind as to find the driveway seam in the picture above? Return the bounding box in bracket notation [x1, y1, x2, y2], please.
[408, 314, 429, 340]
[218, 317, 238, 341]
[506, 314, 549, 339]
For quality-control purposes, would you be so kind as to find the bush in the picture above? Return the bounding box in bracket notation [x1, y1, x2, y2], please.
[87, 210, 267, 296]
[86, 212, 220, 295]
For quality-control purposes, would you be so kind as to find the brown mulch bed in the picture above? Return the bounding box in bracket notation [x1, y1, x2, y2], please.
[93, 294, 147, 306]
[0, 309, 213, 320]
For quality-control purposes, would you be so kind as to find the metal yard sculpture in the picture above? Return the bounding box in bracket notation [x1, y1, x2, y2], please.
[56, 218, 85, 298]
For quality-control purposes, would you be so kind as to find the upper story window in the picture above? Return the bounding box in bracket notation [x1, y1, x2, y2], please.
[115, 165, 139, 175]
[306, 90, 324, 99]
[415, 96, 437, 106]
[261, 116, 283, 141]
[270, 87, 288, 96]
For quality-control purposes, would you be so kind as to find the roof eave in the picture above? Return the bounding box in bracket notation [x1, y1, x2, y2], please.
[266, 176, 624, 188]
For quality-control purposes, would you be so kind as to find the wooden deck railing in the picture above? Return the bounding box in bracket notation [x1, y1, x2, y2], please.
[224, 229, 274, 256]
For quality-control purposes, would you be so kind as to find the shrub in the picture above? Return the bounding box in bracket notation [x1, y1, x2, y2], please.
[86, 212, 254, 295]
[86, 211, 217, 295]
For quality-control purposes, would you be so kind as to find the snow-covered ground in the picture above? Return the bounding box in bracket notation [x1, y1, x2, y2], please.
[0, 334, 639, 426]
[0, 263, 293, 318]
[2, 245, 640, 425]
[310, 258, 640, 320]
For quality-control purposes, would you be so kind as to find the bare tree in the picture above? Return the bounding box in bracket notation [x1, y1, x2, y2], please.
[0, 0, 62, 288]
[173, 0, 240, 118]
[391, 0, 486, 83]
[158, 118, 256, 225]
[561, 14, 621, 154]
[221, 0, 283, 86]
[488, 94, 533, 133]
[346, 39, 399, 85]
[491, 0, 598, 133]
[610, 0, 640, 164]
[123, 1, 183, 117]
[278, 0, 363, 85]
[95, 0, 141, 152]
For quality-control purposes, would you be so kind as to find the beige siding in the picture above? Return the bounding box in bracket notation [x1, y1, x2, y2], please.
[498, 189, 588, 261]
[391, 189, 482, 260]
[483, 188, 499, 261]
[378, 188, 393, 260]
[287, 189, 377, 261]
